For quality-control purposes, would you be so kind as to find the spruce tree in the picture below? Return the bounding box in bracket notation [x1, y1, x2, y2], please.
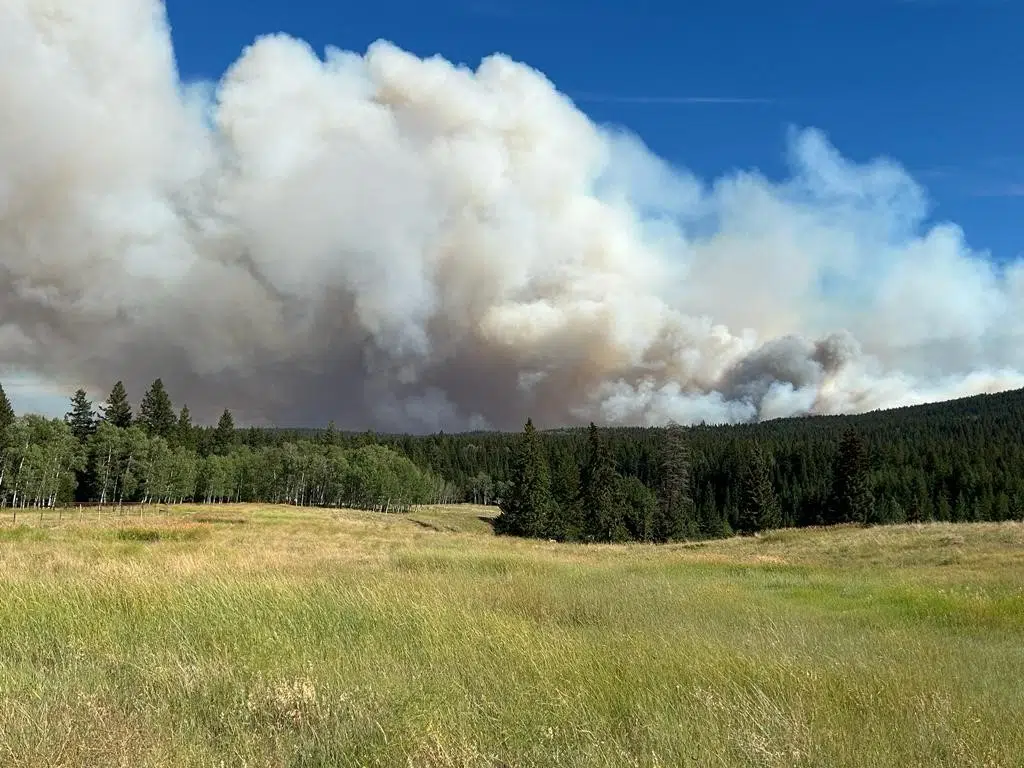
[827, 429, 874, 524]
[319, 420, 338, 446]
[138, 378, 176, 439]
[549, 447, 584, 541]
[0, 381, 14, 444]
[495, 419, 555, 538]
[213, 408, 236, 455]
[64, 389, 97, 442]
[617, 475, 658, 541]
[100, 381, 133, 428]
[175, 405, 195, 450]
[736, 443, 781, 535]
[655, 422, 694, 541]
[580, 423, 624, 542]
[697, 491, 728, 539]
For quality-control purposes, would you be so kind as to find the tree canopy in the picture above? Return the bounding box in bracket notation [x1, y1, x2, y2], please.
[138, 379, 176, 440]
[101, 381, 132, 429]
[1, 378, 1022, 542]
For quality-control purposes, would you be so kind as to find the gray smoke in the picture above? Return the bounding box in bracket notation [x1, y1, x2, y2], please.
[2, 0, 1024, 431]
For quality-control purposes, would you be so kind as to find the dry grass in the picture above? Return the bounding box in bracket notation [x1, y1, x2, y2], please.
[0, 505, 1021, 766]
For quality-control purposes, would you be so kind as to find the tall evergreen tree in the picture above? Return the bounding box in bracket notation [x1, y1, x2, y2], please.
[100, 381, 133, 428]
[0, 381, 14, 445]
[736, 443, 781, 535]
[319, 420, 338, 446]
[175, 405, 195, 450]
[495, 419, 555, 538]
[617, 475, 659, 541]
[213, 409, 236, 456]
[827, 429, 874, 524]
[580, 423, 624, 542]
[138, 378, 176, 439]
[64, 389, 97, 442]
[655, 422, 694, 541]
[549, 446, 584, 540]
[64, 389, 98, 501]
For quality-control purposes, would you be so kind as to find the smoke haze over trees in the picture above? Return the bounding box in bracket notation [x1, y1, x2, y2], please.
[4, 1, 1024, 432]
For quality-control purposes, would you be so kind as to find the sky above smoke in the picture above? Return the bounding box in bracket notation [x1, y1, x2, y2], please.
[2, 0, 1023, 431]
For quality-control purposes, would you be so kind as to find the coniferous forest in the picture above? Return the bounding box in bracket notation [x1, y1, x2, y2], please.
[2, 377, 1024, 541]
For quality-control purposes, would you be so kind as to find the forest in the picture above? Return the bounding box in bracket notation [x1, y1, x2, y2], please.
[2, 377, 1023, 542]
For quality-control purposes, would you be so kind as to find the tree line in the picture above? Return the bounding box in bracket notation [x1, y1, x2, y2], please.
[3, 377, 1023, 541]
[361, 390, 1024, 540]
[490, 419, 876, 542]
[0, 381, 450, 511]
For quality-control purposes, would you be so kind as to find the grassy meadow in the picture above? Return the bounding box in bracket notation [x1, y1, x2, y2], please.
[0, 504, 1021, 767]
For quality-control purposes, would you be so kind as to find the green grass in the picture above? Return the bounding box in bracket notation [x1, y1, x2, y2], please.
[0, 506, 1021, 766]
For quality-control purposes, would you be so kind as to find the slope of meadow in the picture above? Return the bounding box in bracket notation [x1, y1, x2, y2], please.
[0, 505, 1021, 767]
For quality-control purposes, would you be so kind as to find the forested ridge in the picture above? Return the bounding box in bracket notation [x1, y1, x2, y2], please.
[2, 377, 1023, 542]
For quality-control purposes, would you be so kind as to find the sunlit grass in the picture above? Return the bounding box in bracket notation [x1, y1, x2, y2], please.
[0, 505, 1021, 766]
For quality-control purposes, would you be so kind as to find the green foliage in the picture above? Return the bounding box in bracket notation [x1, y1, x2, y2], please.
[213, 409, 235, 456]
[495, 419, 556, 538]
[827, 429, 875, 524]
[548, 446, 584, 541]
[580, 423, 625, 542]
[7, 376, 1024, 543]
[57, 423, 439, 509]
[176, 405, 196, 451]
[617, 475, 659, 541]
[0, 381, 15, 445]
[100, 381, 133, 429]
[0, 416, 84, 507]
[736, 443, 781, 535]
[64, 389, 97, 443]
[655, 423, 694, 541]
[138, 379, 176, 439]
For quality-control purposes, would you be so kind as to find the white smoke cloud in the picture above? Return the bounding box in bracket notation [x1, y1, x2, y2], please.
[2, 0, 1023, 431]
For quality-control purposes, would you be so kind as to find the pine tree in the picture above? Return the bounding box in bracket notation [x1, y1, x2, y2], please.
[138, 378, 176, 439]
[213, 409, 235, 456]
[495, 419, 555, 538]
[549, 447, 584, 541]
[618, 475, 658, 541]
[697, 491, 728, 539]
[0, 381, 15, 445]
[175, 405, 195, 450]
[64, 389, 97, 442]
[100, 381, 133, 428]
[580, 423, 624, 542]
[319, 420, 338, 446]
[827, 429, 874, 524]
[655, 422, 694, 541]
[736, 443, 781, 535]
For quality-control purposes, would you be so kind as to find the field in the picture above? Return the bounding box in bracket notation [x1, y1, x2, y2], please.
[0, 505, 1022, 767]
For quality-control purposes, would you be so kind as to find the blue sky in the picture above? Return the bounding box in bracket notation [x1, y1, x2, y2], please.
[166, 0, 1023, 262]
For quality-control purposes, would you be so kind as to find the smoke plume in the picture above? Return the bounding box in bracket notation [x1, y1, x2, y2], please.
[2, 0, 1023, 431]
